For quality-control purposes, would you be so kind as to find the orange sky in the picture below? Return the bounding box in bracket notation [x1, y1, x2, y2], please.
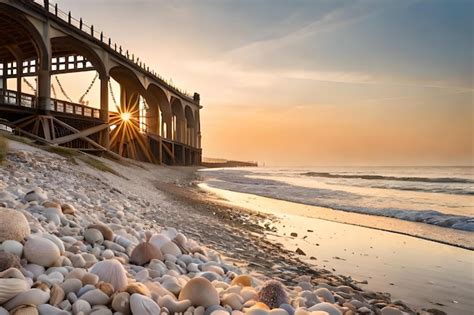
[42, 1, 474, 166]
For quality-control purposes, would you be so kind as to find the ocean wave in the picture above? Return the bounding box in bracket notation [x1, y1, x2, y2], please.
[202, 171, 474, 232]
[302, 172, 474, 184]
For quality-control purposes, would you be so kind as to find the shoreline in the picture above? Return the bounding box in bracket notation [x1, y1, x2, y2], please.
[193, 179, 473, 315]
[199, 182, 474, 251]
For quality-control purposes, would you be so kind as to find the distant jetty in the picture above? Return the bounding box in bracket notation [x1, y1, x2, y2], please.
[202, 157, 258, 168]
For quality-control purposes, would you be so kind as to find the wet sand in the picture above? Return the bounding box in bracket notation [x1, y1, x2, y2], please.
[197, 183, 474, 315]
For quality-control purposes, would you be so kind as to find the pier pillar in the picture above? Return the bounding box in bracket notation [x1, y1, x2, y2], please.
[0, 63, 5, 90]
[37, 68, 51, 112]
[100, 77, 110, 149]
[16, 61, 22, 105]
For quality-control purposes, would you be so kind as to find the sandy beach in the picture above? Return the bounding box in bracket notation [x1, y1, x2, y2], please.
[0, 137, 468, 314]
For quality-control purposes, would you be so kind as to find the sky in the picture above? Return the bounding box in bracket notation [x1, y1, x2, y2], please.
[50, 0, 473, 166]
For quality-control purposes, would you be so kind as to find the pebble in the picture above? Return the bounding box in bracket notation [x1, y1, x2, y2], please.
[24, 236, 61, 267]
[130, 293, 161, 315]
[0, 144, 413, 315]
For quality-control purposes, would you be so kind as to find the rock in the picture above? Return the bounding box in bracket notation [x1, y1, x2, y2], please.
[381, 306, 403, 315]
[178, 277, 219, 307]
[79, 289, 110, 306]
[314, 288, 335, 303]
[60, 278, 82, 295]
[0, 240, 23, 257]
[126, 282, 151, 297]
[279, 304, 295, 315]
[160, 241, 182, 257]
[37, 271, 64, 286]
[157, 295, 191, 313]
[49, 284, 65, 306]
[0, 268, 30, 304]
[231, 275, 253, 287]
[24, 264, 45, 281]
[61, 204, 76, 216]
[90, 308, 113, 315]
[149, 234, 181, 257]
[222, 293, 244, 310]
[308, 302, 342, 315]
[82, 273, 99, 285]
[84, 228, 104, 245]
[130, 241, 163, 266]
[24, 188, 48, 203]
[0, 208, 31, 242]
[102, 249, 114, 259]
[241, 288, 258, 302]
[112, 292, 131, 314]
[24, 236, 61, 267]
[290, 232, 298, 237]
[41, 234, 65, 254]
[295, 248, 306, 256]
[70, 254, 86, 268]
[90, 259, 128, 291]
[4, 288, 50, 311]
[0, 251, 21, 271]
[37, 304, 69, 315]
[9, 304, 39, 315]
[72, 299, 92, 314]
[88, 224, 114, 241]
[258, 280, 289, 309]
[130, 293, 161, 315]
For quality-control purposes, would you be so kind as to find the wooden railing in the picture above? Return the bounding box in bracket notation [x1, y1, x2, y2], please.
[51, 98, 101, 119]
[0, 88, 102, 119]
[0, 89, 36, 108]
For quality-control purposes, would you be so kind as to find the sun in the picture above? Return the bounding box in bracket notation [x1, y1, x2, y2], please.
[120, 112, 131, 122]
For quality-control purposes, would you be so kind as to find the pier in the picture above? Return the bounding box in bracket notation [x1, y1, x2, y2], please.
[0, 0, 202, 165]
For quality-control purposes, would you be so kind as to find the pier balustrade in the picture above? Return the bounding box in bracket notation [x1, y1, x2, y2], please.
[0, 88, 102, 119]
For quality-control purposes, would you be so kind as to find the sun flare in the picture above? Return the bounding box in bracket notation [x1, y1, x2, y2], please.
[120, 112, 131, 122]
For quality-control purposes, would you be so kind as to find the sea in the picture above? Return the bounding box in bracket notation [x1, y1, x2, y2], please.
[198, 166, 474, 313]
[199, 166, 474, 233]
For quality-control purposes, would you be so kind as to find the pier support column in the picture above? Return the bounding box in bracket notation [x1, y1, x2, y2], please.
[99, 77, 110, 149]
[37, 68, 51, 112]
[0, 63, 6, 90]
[16, 61, 22, 105]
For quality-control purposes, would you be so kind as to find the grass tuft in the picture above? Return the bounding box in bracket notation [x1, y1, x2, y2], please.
[0, 134, 8, 163]
[1, 133, 33, 145]
[79, 155, 121, 177]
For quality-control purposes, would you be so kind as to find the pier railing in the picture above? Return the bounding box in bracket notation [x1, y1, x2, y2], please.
[0, 88, 102, 119]
[29, 0, 195, 102]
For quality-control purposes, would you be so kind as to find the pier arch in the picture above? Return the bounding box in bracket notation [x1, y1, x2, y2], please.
[171, 97, 184, 143]
[184, 105, 195, 146]
[146, 84, 171, 138]
[0, 4, 50, 109]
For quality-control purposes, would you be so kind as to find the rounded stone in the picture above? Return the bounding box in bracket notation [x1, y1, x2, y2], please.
[89, 259, 128, 291]
[84, 229, 104, 245]
[130, 293, 160, 315]
[111, 292, 130, 314]
[79, 289, 110, 306]
[24, 236, 61, 267]
[231, 275, 253, 287]
[308, 302, 342, 315]
[178, 277, 219, 307]
[314, 288, 335, 304]
[0, 251, 21, 272]
[0, 240, 23, 257]
[0, 208, 31, 242]
[381, 306, 403, 315]
[88, 224, 114, 241]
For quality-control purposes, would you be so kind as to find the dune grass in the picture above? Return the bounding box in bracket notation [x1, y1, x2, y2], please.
[45, 145, 121, 176]
[3, 133, 125, 177]
[0, 134, 8, 163]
